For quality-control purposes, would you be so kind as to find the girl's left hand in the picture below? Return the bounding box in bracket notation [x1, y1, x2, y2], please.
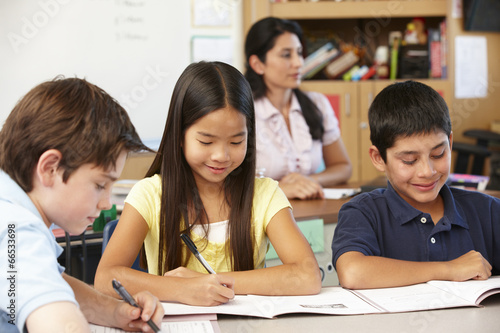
[164, 266, 203, 278]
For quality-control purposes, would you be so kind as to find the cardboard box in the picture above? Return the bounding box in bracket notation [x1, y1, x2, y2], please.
[120, 152, 155, 180]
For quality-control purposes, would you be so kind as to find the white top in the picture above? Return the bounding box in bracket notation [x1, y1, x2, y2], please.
[191, 220, 229, 243]
[254, 91, 341, 180]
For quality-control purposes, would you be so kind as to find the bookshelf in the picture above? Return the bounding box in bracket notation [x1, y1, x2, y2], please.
[266, 0, 447, 19]
[243, 0, 452, 181]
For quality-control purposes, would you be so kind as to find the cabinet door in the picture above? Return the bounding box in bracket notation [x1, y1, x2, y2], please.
[358, 81, 386, 181]
[301, 81, 360, 181]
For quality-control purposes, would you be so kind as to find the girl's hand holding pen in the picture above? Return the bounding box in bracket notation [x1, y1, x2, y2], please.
[164, 267, 235, 306]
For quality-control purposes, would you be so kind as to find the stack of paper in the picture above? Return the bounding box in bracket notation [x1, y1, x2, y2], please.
[323, 188, 361, 199]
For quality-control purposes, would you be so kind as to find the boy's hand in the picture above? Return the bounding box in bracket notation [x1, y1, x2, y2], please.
[279, 173, 324, 200]
[448, 250, 492, 281]
[114, 290, 163, 332]
[164, 268, 235, 306]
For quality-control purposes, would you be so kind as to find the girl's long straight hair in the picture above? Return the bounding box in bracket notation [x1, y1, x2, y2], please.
[146, 61, 256, 275]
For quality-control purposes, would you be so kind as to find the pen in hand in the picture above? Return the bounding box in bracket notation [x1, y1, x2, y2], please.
[180, 233, 217, 274]
[112, 279, 161, 333]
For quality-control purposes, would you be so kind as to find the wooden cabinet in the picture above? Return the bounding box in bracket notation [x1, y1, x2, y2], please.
[244, 0, 452, 182]
[300, 80, 366, 181]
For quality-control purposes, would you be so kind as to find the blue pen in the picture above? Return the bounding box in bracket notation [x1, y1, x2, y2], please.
[112, 279, 161, 333]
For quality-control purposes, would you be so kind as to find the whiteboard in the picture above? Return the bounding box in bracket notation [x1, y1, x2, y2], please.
[0, 0, 241, 143]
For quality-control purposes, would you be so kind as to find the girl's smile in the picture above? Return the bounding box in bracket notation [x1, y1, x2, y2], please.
[183, 106, 248, 188]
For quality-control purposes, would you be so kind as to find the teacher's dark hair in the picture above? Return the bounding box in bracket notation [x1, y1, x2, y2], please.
[244, 16, 324, 140]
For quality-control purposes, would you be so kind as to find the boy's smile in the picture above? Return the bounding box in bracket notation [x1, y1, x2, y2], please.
[373, 131, 452, 213]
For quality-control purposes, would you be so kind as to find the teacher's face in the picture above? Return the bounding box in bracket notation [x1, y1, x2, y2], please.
[261, 32, 304, 92]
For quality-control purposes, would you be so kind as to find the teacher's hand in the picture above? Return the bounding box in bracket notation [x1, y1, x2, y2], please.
[279, 173, 324, 200]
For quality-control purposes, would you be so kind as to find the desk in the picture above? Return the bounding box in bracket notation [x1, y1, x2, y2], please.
[217, 295, 500, 332]
[291, 187, 500, 225]
[289, 181, 370, 224]
[291, 197, 350, 224]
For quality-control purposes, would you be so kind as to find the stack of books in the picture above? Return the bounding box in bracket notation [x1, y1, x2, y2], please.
[323, 50, 360, 79]
[302, 42, 340, 79]
[447, 173, 490, 191]
[427, 19, 448, 79]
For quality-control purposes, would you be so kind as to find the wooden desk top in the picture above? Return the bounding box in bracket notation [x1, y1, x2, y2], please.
[291, 197, 349, 224]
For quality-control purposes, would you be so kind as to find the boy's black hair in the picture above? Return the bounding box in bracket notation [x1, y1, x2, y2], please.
[369, 80, 451, 162]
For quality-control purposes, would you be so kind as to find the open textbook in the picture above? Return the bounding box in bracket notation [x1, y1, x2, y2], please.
[161, 276, 500, 318]
[90, 314, 219, 333]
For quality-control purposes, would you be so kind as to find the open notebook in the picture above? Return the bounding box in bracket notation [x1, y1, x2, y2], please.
[161, 276, 500, 319]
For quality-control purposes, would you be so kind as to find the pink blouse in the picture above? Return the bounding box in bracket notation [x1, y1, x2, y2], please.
[254, 91, 340, 181]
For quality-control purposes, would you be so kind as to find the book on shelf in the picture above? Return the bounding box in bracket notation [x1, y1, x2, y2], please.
[303, 42, 334, 68]
[342, 65, 360, 81]
[440, 19, 448, 78]
[351, 65, 370, 81]
[161, 277, 500, 318]
[389, 37, 400, 80]
[302, 42, 340, 79]
[360, 65, 376, 80]
[323, 50, 359, 79]
[428, 28, 442, 78]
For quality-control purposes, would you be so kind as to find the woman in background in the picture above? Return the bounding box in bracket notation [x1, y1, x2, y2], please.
[245, 17, 352, 200]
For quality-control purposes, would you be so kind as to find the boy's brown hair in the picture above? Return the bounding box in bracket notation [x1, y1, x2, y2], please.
[0, 76, 150, 192]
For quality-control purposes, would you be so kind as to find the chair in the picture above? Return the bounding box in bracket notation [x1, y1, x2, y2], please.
[452, 129, 500, 177]
[452, 141, 491, 175]
[102, 219, 145, 272]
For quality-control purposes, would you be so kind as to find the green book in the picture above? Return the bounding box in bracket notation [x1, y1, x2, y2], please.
[390, 37, 400, 80]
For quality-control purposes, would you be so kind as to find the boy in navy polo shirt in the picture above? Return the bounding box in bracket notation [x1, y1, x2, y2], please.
[332, 80, 499, 289]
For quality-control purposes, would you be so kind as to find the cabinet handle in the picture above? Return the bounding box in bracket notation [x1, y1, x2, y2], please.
[345, 92, 351, 117]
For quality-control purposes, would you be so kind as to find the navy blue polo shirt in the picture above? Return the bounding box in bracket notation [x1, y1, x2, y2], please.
[332, 182, 500, 274]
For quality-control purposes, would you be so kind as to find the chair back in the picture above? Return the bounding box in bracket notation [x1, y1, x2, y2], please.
[102, 219, 145, 271]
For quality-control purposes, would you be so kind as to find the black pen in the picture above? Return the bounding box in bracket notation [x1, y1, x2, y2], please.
[112, 279, 161, 333]
[180, 233, 217, 274]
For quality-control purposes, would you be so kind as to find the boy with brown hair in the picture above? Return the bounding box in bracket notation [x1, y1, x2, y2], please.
[0, 77, 163, 332]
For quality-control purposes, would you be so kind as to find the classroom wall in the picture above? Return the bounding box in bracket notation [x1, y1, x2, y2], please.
[449, 19, 500, 144]
[0, 0, 243, 144]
